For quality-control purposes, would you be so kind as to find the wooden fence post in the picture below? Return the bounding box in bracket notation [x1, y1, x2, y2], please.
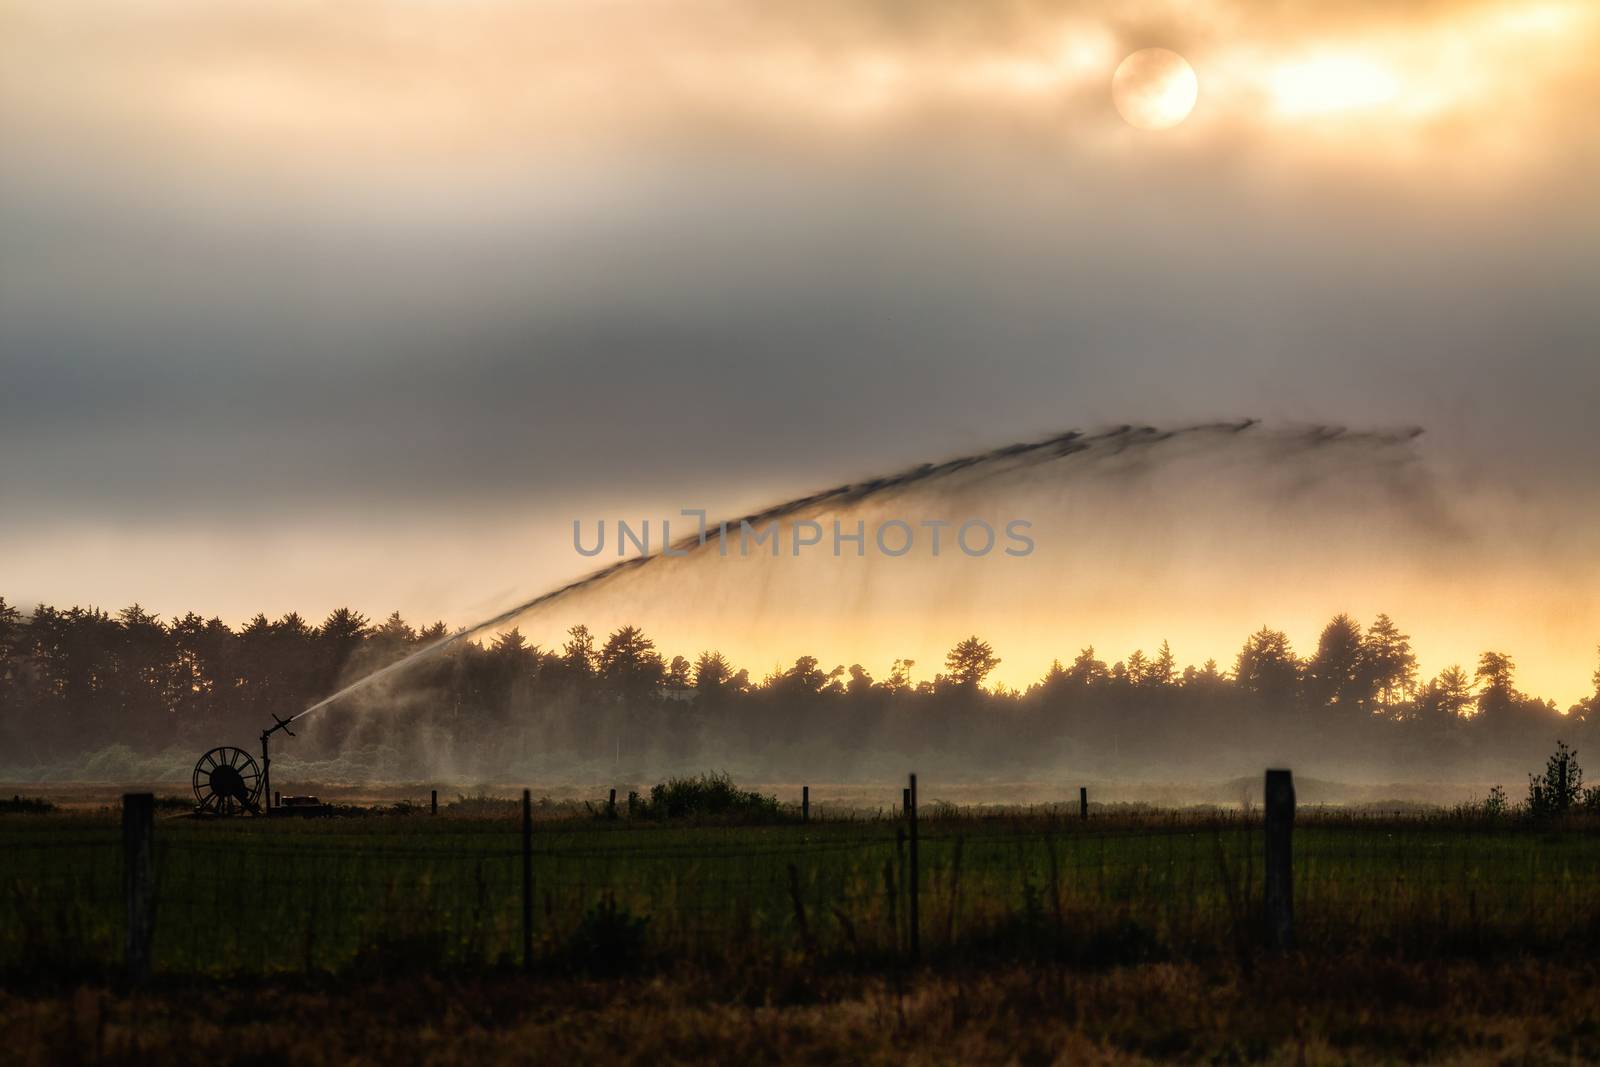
[1264, 769, 1295, 952]
[430, 789, 438, 816]
[1079, 786, 1088, 821]
[122, 793, 155, 985]
[802, 785, 810, 824]
[894, 826, 906, 952]
[522, 788, 533, 970]
[907, 773, 920, 960]
[787, 863, 813, 956]
[607, 788, 617, 818]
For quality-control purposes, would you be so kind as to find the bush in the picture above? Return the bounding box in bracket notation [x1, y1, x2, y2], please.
[637, 772, 782, 822]
[443, 793, 522, 818]
[557, 893, 649, 975]
[1482, 785, 1508, 818]
[1528, 741, 1583, 817]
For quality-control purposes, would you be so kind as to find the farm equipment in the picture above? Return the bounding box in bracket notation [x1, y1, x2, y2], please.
[191, 746, 262, 815]
[191, 713, 328, 816]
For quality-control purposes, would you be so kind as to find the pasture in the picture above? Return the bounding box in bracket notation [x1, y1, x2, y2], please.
[7, 799, 1600, 980]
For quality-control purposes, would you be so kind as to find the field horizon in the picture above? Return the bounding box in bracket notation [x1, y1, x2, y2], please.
[0, 774, 1510, 815]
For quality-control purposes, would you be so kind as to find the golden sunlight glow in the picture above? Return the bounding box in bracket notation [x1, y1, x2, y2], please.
[1112, 48, 1199, 130]
[3, 0, 1597, 177]
[1225, 0, 1593, 137]
[1269, 54, 1400, 117]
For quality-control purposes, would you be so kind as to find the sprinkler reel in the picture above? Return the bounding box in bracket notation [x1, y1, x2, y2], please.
[191, 713, 329, 816]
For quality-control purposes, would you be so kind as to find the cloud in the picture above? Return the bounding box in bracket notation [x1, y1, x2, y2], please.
[1, 0, 1597, 696]
[2, 0, 1595, 171]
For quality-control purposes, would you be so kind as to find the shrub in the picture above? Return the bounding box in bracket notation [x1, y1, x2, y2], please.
[1482, 785, 1508, 818]
[443, 793, 521, 818]
[1527, 741, 1583, 817]
[557, 893, 649, 975]
[638, 772, 782, 822]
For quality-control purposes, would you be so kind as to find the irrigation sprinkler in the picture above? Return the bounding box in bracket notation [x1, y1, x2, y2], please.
[259, 713, 293, 813]
[190, 712, 328, 817]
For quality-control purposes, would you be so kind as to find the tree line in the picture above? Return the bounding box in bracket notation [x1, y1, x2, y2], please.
[2, 595, 1596, 778]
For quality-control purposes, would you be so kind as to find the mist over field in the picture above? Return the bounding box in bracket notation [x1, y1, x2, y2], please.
[5, 422, 1596, 807]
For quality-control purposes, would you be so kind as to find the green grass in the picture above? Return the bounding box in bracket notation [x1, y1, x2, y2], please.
[6, 808, 1600, 980]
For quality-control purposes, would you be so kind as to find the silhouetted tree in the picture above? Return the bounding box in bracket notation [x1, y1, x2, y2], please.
[1235, 627, 1300, 707]
[1124, 649, 1148, 687]
[1362, 614, 1417, 715]
[2, 594, 1593, 781]
[167, 612, 227, 738]
[1148, 641, 1177, 688]
[692, 650, 732, 691]
[561, 624, 597, 678]
[1181, 658, 1226, 691]
[1306, 613, 1365, 711]
[1039, 658, 1068, 692]
[491, 628, 530, 656]
[597, 625, 664, 698]
[1066, 647, 1108, 687]
[1574, 647, 1600, 726]
[0, 597, 25, 752]
[845, 664, 874, 696]
[1475, 651, 1517, 717]
[370, 611, 418, 662]
[776, 655, 829, 695]
[945, 636, 1001, 689]
[316, 608, 371, 696]
[1413, 665, 1474, 724]
[883, 658, 916, 694]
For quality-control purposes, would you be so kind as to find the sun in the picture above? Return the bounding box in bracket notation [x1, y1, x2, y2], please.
[1112, 48, 1199, 130]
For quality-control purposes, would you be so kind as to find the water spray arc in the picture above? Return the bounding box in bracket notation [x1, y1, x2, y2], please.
[184, 419, 1424, 812]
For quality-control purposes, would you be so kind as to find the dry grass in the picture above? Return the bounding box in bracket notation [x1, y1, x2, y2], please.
[5, 957, 1600, 1066]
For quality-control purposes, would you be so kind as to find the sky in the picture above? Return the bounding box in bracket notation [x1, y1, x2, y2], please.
[2, 0, 1598, 701]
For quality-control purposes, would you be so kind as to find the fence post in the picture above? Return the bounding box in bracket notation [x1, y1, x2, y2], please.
[1079, 786, 1088, 821]
[122, 793, 155, 985]
[1264, 769, 1295, 952]
[430, 789, 438, 816]
[802, 785, 810, 824]
[787, 863, 813, 956]
[907, 773, 920, 960]
[522, 788, 533, 971]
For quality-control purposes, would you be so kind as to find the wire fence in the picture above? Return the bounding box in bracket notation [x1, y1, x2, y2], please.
[5, 789, 1600, 979]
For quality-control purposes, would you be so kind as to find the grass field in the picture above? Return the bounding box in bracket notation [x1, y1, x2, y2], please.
[7, 803, 1600, 980]
[8, 957, 1600, 1066]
